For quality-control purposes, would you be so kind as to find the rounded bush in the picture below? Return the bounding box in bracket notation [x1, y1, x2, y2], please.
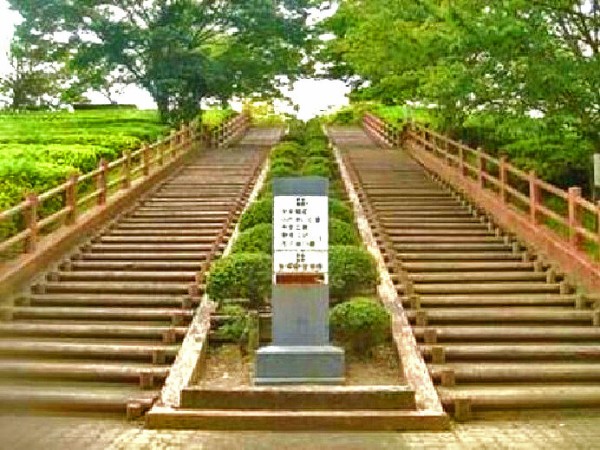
[329, 199, 354, 224]
[231, 224, 273, 255]
[207, 253, 272, 309]
[239, 198, 273, 231]
[329, 298, 390, 354]
[329, 219, 359, 246]
[302, 163, 331, 178]
[215, 304, 249, 341]
[270, 156, 296, 169]
[270, 164, 298, 178]
[270, 142, 303, 166]
[329, 245, 378, 300]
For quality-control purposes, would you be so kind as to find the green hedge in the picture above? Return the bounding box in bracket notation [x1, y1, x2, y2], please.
[329, 245, 379, 300]
[207, 253, 272, 309]
[330, 297, 390, 354]
[231, 224, 273, 255]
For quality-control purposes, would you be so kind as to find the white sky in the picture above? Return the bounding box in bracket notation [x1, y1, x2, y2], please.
[0, 1, 349, 119]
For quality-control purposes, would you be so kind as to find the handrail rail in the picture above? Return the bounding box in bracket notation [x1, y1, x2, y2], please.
[0, 113, 249, 261]
[362, 113, 600, 263]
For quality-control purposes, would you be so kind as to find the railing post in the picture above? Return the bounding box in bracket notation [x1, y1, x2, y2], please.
[529, 170, 540, 224]
[158, 140, 165, 166]
[97, 159, 108, 205]
[122, 151, 131, 189]
[477, 148, 485, 188]
[143, 144, 150, 176]
[458, 146, 465, 177]
[568, 186, 583, 249]
[65, 173, 78, 224]
[499, 157, 507, 203]
[170, 130, 176, 157]
[25, 192, 38, 253]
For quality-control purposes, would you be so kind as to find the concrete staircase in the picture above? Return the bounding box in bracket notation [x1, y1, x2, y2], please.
[0, 129, 278, 417]
[331, 127, 600, 419]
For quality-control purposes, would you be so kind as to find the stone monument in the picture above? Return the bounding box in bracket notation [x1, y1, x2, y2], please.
[254, 177, 345, 385]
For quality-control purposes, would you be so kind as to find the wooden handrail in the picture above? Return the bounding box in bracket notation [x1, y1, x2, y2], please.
[364, 114, 600, 262]
[0, 114, 248, 261]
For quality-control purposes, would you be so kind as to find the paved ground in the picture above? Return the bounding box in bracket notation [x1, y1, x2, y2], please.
[2, 410, 600, 449]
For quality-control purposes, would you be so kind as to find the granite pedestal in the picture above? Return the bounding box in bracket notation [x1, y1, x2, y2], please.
[255, 285, 345, 385]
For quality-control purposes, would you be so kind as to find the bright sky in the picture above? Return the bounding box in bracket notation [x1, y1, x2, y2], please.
[0, 1, 349, 119]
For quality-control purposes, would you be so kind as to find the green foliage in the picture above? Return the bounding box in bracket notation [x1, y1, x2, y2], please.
[215, 305, 249, 341]
[329, 298, 390, 354]
[322, 0, 600, 192]
[207, 253, 272, 309]
[329, 199, 354, 224]
[270, 142, 303, 168]
[200, 108, 236, 129]
[329, 245, 378, 300]
[238, 198, 274, 231]
[329, 218, 359, 246]
[8, 0, 314, 122]
[231, 224, 273, 255]
[301, 157, 331, 178]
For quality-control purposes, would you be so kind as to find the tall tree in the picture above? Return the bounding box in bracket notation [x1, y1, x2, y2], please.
[9, 0, 317, 122]
[321, 0, 600, 187]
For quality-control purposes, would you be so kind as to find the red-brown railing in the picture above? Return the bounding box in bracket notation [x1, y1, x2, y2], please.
[362, 113, 600, 263]
[0, 113, 250, 262]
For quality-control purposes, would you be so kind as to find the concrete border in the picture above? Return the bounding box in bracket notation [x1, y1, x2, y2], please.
[328, 129, 449, 426]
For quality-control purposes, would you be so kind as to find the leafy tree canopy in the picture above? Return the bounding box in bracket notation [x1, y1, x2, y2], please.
[8, 0, 321, 122]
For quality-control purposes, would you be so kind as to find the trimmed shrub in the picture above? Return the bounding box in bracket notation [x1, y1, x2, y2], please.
[239, 198, 273, 231]
[207, 253, 272, 309]
[329, 298, 391, 354]
[329, 245, 378, 299]
[301, 162, 331, 178]
[231, 224, 273, 255]
[269, 164, 298, 178]
[215, 305, 249, 341]
[329, 199, 354, 224]
[329, 219, 359, 246]
[270, 142, 303, 166]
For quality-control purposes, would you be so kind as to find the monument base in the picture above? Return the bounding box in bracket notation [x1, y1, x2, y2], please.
[254, 345, 345, 385]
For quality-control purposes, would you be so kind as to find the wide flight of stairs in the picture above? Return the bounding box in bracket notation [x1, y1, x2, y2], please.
[330, 126, 600, 419]
[0, 128, 279, 416]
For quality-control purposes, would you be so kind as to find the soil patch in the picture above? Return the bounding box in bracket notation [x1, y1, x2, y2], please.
[196, 341, 404, 388]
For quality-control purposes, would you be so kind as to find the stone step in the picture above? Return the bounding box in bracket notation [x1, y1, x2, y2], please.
[180, 386, 416, 410]
[421, 344, 600, 361]
[437, 384, 600, 413]
[0, 382, 157, 413]
[37, 281, 191, 295]
[406, 272, 548, 283]
[0, 338, 180, 361]
[108, 229, 220, 237]
[25, 293, 194, 308]
[0, 321, 186, 340]
[66, 261, 205, 271]
[390, 236, 503, 243]
[431, 364, 600, 383]
[97, 236, 216, 244]
[406, 308, 593, 325]
[87, 243, 220, 253]
[0, 359, 169, 384]
[53, 271, 197, 283]
[401, 262, 535, 272]
[392, 243, 512, 252]
[78, 252, 210, 261]
[413, 326, 600, 342]
[408, 282, 561, 295]
[145, 407, 449, 431]
[395, 252, 523, 261]
[115, 222, 224, 230]
[403, 294, 577, 308]
[3, 306, 193, 322]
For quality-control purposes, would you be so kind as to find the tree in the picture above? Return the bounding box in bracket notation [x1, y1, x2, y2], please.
[8, 0, 318, 122]
[321, 0, 600, 188]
